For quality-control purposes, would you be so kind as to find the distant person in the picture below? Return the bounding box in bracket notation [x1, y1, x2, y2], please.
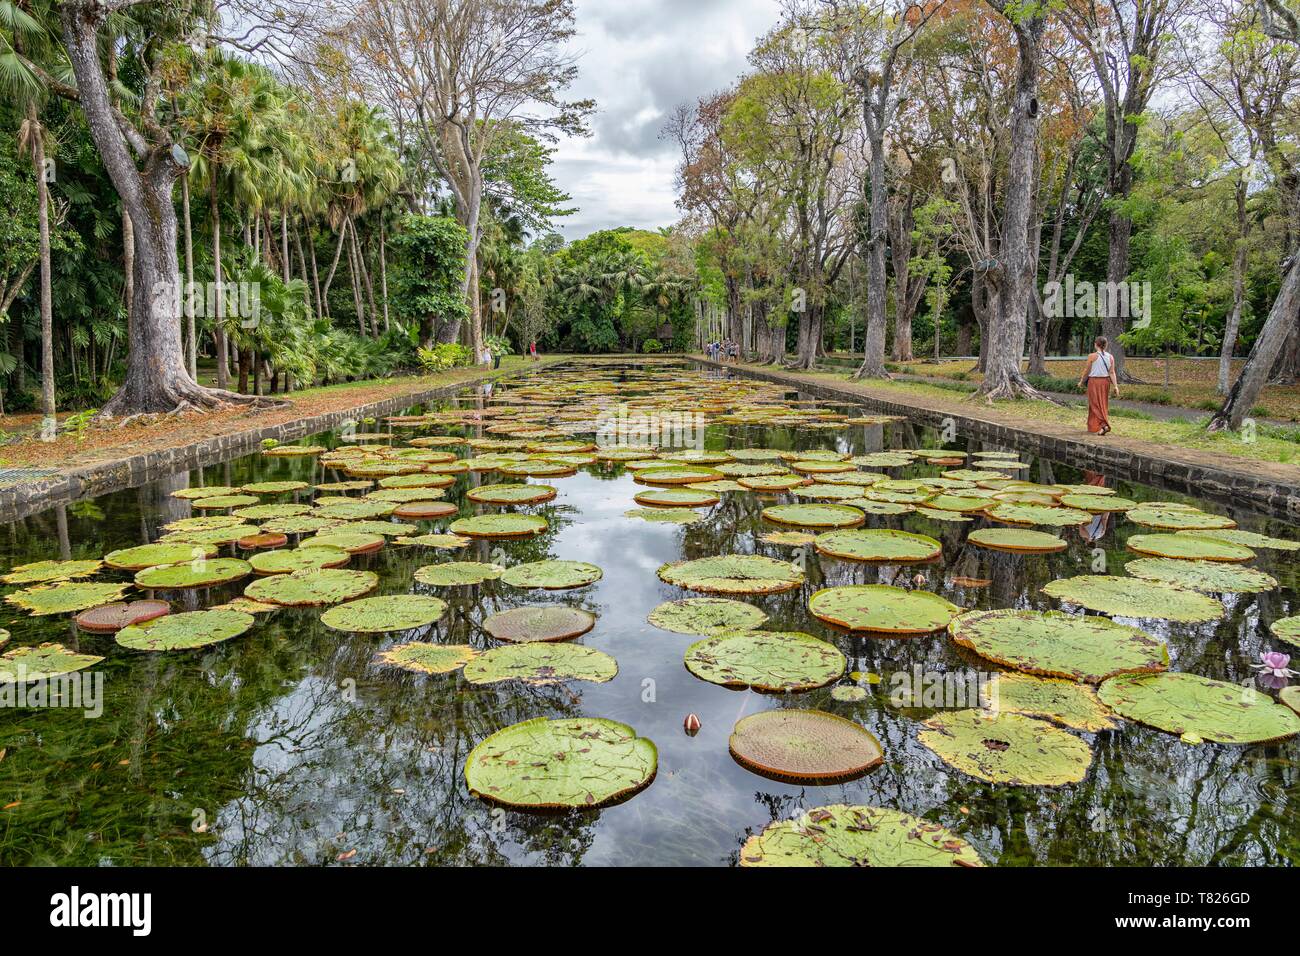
[529, 340, 538, 361]
[1079, 336, 1119, 435]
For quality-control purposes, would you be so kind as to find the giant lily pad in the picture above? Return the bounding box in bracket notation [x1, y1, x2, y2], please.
[967, 528, 1067, 553]
[378, 473, 455, 489]
[2, 559, 103, 585]
[1126, 534, 1253, 562]
[685, 630, 844, 692]
[739, 805, 983, 868]
[926, 494, 996, 513]
[634, 466, 724, 486]
[249, 547, 350, 574]
[647, 598, 768, 635]
[463, 642, 618, 686]
[1124, 557, 1277, 593]
[365, 488, 448, 504]
[232, 504, 312, 521]
[1270, 616, 1300, 647]
[761, 504, 865, 529]
[1042, 575, 1223, 622]
[988, 502, 1092, 527]
[1175, 528, 1299, 552]
[192, 494, 260, 510]
[984, 672, 1117, 731]
[919, 710, 1092, 786]
[729, 709, 883, 782]
[464, 717, 656, 809]
[241, 480, 309, 495]
[809, 585, 958, 634]
[105, 544, 217, 571]
[75, 600, 171, 634]
[948, 609, 1168, 683]
[313, 499, 397, 520]
[814, 529, 941, 563]
[320, 594, 448, 632]
[414, 562, 504, 586]
[448, 514, 548, 538]
[634, 487, 719, 508]
[658, 555, 802, 595]
[244, 568, 379, 606]
[467, 483, 557, 505]
[1127, 507, 1236, 531]
[738, 474, 806, 491]
[160, 524, 261, 546]
[258, 516, 343, 536]
[1059, 494, 1136, 513]
[393, 502, 459, 520]
[624, 507, 704, 524]
[1282, 686, 1300, 717]
[299, 531, 386, 554]
[164, 515, 245, 532]
[501, 560, 603, 590]
[7, 581, 131, 615]
[1098, 672, 1300, 744]
[115, 608, 255, 651]
[844, 499, 914, 516]
[374, 642, 476, 674]
[482, 606, 597, 643]
[172, 485, 239, 500]
[0, 643, 104, 682]
[135, 558, 251, 590]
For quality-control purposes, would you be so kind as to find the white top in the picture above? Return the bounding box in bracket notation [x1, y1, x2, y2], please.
[1089, 351, 1114, 378]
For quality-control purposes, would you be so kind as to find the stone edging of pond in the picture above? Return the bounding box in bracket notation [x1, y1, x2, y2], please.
[0, 363, 543, 523]
[696, 357, 1300, 523]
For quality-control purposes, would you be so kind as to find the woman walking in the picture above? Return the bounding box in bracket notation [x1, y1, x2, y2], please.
[1079, 336, 1120, 435]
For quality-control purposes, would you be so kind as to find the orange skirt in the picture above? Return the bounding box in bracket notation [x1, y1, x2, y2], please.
[1087, 377, 1110, 433]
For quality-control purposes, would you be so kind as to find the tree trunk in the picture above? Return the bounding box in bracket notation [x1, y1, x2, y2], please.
[1209, 252, 1300, 431]
[321, 220, 349, 316]
[28, 104, 55, 423]
[856, 130, 890, 379]
[209, 165, 229, 389]
[1219, 177, 1249, 395]
[1101, 209, 1137, 382]
[378, 217, 390, 332]
[180, 172, 197, 379]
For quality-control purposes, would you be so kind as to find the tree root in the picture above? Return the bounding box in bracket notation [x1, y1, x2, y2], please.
[97, 379, 289, 424]
[974, 373, 1059, 405]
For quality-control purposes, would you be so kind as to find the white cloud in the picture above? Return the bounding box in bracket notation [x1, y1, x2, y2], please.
[549, 0, 782, 239]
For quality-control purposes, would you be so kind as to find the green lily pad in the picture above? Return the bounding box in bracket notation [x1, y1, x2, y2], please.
[394, 533, 471, 549]
[634, 466, 724, 486]
[482, 606, 597, 643]
[809, 585, 959, 634]
[467, 483, 557, 505]
[192, 494, 260, 510]
[448, 514, 548, 538]
[365, 488, 449, 504]
[105, 543, 217, 571]
[502, 560, 603, 590]
[1042, 575, 1224, 622]
[685, 630, 844, 691]
[248, 547, 350, 574]
[2, 559, 103, 585]
[1098, 672, 1300, 744]
[1282, 686, 1300, 716]
[790, 459, 855, 474]
[793, 483, 864, 501]
[1174, 529, 1299, 551]
[634, 487, 719, 507]
[985, 672, 1118, 731]
[831, 685, 868, 702]
[844, 499, 914, 516]
[1059, 494, 1137, 513]
[313, 499, 397, 520]
[7, 581, 132, 615]
[729, 709, 883, 782]
[967, 528, 1067, 553]
[0, 642, 104, 682]
[134, 558, 251, 590]
[258, 516, 343, 535]
[658, 555, 803, 595]
[913, 507, 973, 523]
[172, 485, 240, 499]
[739, 804, 983, 868]
[687, 479, 745, 493]
[647, 597, 768, 635]
[762, 504, 865, 529]
[498, 461, 576, 478]
[320, 594, 448, 632]
[1126, 534, 1253, 562]
[463, 642, 618, 686]
[464, 717, 657, 809]
[926, 494, 995, 513]
[1127, 507, 1236, 530]
[377, 473, 455, 489]
[948, 609, 1169, 683]
[919, 710, 1092, 786]
[1270, 616, 1300, 647]
[414, 562, 505, 586]
[761, 531, 817, 547]
[339, 520, 418, 538]
[1125, 557, 1277, 593]
[738, 474, 806, 491]
[115, 609, 255, 651]
[988, 502, 1092, 527]
[244, 568, 379, 606]
[299, 531, 386, 554]
[315, 481, 374, 493]
[241, 481, 309, 495]
[814, 529, 941, 563]
[164, 515, 246, 532]
[374, 642, 476, 674]
[624, 507, 704, 524]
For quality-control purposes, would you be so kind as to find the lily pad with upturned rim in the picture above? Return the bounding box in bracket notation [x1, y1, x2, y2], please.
[241, 481, 309, 495]
[501, 560, 603, 590]
[685, 630, 844, 692]
[1124, 557, 1277, 593]
[1041, 575, 1223, 623]
[299, 531, 386, 554]
[75, 600, 171, 633]
[729, 709, 883, 783]
[482, 606, 597, 643]
[1174, 528, 1299, 552]
[739, 805, 984, 868]
[919, 709, 1092, 786]
[647, 597, 768, 635]
[1126, 508, 1236, 531]
[374, 642, 476, 675]
[814, 529, 941, 563]
[467, 483, 558, 505]
[134, 558, 252, 590]
[988, 502, 1092, 527]
[1098, 671, 1300, 744]
[634, 487, 719, 508]
[7, 581, 132, 615]
[462, 642, 618, 686]
[1125, 534, 1254, 562]
[967, 527, 1067, 554]
[984, 672, 1118, 731]
[2, 559, 104, 585]
[808, 585, 959, 634]
[633, 466, 725, 486]
[624, 507, 704, 524]
[244, 568, 379, 606]
[320, 594, 448, 632]
[1282, 686, 1300, 717]
[464, 717, 657, 809]
[414, 562, 505, 586]
[658, 555, 803, 595]
[192, 494, 260, 510]
[172, 485, 239, 500]
[448, 514, 548, 538]
[947, 609, 1168, 683]
[1059, 494, 1137, 513]
[0, 643, 104, 682]
[115, 608, 255, 651]
[248, 547, 350, 575]
[761, 504, 865, 529]
[313, 499, 398, 520]
[1270, 616, 1300, 647]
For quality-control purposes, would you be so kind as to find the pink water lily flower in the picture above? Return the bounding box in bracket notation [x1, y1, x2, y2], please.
[1252, 651, 1297, 679]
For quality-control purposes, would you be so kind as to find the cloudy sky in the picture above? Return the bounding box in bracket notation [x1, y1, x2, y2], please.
[549, 0, 782, 239]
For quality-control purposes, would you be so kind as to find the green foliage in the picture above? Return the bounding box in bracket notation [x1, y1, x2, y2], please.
[389, 215, 471, 345]
[417, 342, 473, 373]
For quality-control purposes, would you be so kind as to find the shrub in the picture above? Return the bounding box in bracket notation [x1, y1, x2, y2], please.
[642, 338, 662, 354]
[418, 343, 473, 373]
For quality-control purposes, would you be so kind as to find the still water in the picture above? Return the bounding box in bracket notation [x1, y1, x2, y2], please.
[0, 360, 1296, 866]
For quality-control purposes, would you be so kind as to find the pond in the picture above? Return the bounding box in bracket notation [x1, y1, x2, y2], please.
[0, 359, 1296, 866]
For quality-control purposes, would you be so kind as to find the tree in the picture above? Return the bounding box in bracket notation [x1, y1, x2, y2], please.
[388, 214, 470, 347]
